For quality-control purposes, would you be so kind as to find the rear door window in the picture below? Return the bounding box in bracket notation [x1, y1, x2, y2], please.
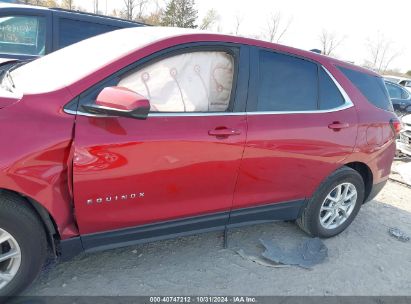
[257, 51, 318, 111]
[58, 18, 119, 49]
[0, 15, 46, 56]
[338, 66, 393, 111]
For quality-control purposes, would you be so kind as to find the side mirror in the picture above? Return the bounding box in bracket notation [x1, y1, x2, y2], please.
[82, 87, 150, 120]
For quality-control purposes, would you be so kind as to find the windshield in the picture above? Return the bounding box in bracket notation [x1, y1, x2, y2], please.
[10, 27, 199, 94]
[0, 15, 46, 56]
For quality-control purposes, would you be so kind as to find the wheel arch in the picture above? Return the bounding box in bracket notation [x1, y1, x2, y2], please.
[0, 188, 60, 255]
[343, 162, 373, 203]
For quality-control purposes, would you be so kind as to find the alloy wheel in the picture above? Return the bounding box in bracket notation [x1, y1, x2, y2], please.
[0, 228, 21, 290]
[319, 183, 358, 230]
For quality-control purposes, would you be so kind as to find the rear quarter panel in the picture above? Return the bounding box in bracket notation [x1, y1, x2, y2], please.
[326, 64, 397, 184]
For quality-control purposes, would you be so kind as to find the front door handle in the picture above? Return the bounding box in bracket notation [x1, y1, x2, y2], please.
[328, 122, 350, 131]
[208, 128, 241, 137]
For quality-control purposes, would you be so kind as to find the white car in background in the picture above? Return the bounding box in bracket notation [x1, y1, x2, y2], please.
[399, 80, 411, 93]
[384, 76, 411, 93]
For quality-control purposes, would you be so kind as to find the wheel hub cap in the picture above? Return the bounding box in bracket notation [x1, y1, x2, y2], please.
[0, 228, 21, 290]
[319, 182, 358, 230]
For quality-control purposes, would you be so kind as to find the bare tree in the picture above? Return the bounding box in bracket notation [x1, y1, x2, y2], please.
[22, 0, 44, 5]
[365, 33, 401, 73]
[199, 9, 219, 30]
[60, 0, 75, 10]
[319, 29, 345, 56]
[234, 14, 243, 36]
[123, 0, 149, 21]
[262, 12, 291, 43]
[94, 0, 99, 13]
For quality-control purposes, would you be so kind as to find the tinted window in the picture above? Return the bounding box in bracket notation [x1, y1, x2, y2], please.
[58, 18, 119, 49]
[338, 66, 393, 112]
[386, 82, 403, 99]
[258, 51, 318, 111]
[402, 87, 410, 99]
[117, 51, 235, 112]
[319, 68, 345, 109]
[0, 15, 46, 56]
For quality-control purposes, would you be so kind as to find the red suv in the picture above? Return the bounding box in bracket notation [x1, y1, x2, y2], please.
[0, 27, 400, 295]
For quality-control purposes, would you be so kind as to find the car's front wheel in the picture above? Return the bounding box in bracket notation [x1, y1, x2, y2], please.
[297, 167, 365, 238]
[0, 192, 47, 296]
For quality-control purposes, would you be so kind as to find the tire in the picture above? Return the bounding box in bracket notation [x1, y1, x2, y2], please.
[0, 192, 48, 296]
[297, 166, 365, 238]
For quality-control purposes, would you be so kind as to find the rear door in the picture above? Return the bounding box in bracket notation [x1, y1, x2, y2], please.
[72, 44, 249, 236]
[232, 47, 358, 214]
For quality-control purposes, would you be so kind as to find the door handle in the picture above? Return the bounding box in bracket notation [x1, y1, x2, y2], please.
[208, 128, 241, 137]
[328, 122, 350, 131]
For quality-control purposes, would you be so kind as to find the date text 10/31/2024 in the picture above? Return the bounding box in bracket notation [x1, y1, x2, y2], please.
[149, 297, 257, 303]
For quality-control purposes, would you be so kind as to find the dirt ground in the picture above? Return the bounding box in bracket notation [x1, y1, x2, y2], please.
[26, 172, 411, 296]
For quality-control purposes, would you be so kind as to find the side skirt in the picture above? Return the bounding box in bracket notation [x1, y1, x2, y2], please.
[59, 199, 305, 260]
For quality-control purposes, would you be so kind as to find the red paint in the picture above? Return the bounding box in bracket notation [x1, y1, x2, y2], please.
[73, 115, 246, 234]
[96, 87, 149, 111]
[0, 31, 397, 239]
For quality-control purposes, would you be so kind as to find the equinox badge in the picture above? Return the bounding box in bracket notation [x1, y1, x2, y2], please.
[86, 193, 145, 205]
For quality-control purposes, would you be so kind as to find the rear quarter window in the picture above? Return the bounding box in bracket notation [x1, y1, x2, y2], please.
[338, 66, 393, 112]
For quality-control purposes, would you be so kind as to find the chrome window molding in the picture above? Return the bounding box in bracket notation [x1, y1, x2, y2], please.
[322, 65, 354, 108]
[64, 65, 354, 118]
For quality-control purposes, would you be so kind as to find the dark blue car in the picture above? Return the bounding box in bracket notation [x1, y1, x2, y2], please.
[0, 2, 145, 61]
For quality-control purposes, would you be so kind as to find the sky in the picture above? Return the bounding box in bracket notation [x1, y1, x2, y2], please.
[75, 0, 410, 73]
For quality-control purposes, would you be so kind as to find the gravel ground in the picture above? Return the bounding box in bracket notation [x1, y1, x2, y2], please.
[26, 178, 411, 296]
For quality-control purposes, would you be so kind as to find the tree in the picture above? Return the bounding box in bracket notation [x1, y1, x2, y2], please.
[44, 0, 58, 7]
[319, 29, 345, 56]
[365, 33, 401, 73]
[406, 70, 411, 77]
[60, 0, 75, 10]
[199, 9, 219, 30]
[161, 0, 198, 28]
[233, 14, 243, 36]
[123, 0, 149, 21]
[22, 0, 44, 5]
[142, 1, 164, 26]
[21, 0, 57, 7]
[94, 0, 99, 14]
[262, 12, 291, 43]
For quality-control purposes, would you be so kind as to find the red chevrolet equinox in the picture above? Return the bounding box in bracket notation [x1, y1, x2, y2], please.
[0, 27, 400, 295]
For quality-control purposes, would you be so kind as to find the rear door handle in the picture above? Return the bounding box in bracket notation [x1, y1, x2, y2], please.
[328, 122, 350, 131]
[208, 128, 241, 137]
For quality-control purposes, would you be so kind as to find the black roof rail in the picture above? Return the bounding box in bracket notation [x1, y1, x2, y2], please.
[310, 49, 322, 54]
[49, 7, 148, 26]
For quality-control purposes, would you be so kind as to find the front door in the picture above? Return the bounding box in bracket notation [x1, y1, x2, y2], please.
[72, 45, 249, 236]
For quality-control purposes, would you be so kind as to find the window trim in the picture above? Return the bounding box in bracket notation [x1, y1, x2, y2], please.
[65, 42, 247, 117]
[247, 47, 353, 115]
